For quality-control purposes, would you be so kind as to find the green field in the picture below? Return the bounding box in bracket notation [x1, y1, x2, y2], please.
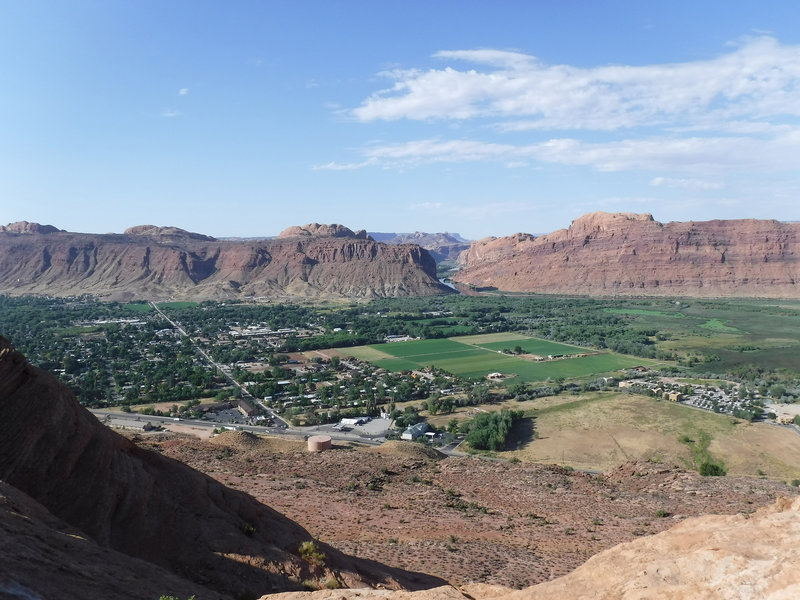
[605, 308, 686, 318]
[612, 300, 800, 372]
[346, 334, 653, 382]
[476, 338, 586, 356]
[698, 318, 743, 333]
[157, 301, 199, 310]
[123, 302, 153, 313]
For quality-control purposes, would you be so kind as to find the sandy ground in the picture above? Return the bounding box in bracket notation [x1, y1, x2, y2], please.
[165, 423, 215, 439]
[767, 401, 800, 420]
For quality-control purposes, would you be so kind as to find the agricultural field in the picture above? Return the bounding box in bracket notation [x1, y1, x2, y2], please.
[345, 333, 656, 383]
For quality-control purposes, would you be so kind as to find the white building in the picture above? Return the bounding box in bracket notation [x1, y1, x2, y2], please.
[401, 422, 429, 441]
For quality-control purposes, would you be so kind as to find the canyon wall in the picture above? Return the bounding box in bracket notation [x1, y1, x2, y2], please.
[454, 212, 800, 298]
[0, 223, 451, 300]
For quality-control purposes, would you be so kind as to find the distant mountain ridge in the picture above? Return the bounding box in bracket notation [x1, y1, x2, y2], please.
[370, 231, 471, 263]
[453, 212, 800, 298]
[0, 221, 451, 300]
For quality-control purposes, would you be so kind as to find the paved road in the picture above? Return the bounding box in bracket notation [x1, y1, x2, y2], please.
[149, 301, 288, 428]
[90, 409, 385, 445]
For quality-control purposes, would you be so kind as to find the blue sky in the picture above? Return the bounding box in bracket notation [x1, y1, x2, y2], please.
[2, 1, 800, 239]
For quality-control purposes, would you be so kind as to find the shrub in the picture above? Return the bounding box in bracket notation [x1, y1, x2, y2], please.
[699, 461, 727, 476]
[298, 541, 326, 568]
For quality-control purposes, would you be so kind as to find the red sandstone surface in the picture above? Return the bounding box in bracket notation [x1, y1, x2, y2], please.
[454, 212, 800, 297]
[0, 221, 449, 300]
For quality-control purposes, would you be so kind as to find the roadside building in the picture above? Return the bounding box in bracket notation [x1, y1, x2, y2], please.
[401, 422, 429, 441]
[237, 398, 257, 417]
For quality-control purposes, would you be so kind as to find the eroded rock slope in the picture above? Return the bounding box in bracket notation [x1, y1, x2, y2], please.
[0, 222, 450, 300]
[454, 212, 800, 297]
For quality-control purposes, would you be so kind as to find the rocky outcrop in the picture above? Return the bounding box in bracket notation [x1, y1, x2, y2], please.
[0, 220, 62, 234]
[371, 232, 471, 263]
[0, 480, 223, 600]
[279, 223, 371, 240]
[124, 224, 217, 241]
[508, 495, 800, 600]
[0, 222, 450, 300]
[0, 337, 445, 598]
[261, 496, 800, 600]
[453, 212, 800, 297]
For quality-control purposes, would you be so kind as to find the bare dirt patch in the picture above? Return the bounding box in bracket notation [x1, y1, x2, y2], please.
[166, 423, 216, 439]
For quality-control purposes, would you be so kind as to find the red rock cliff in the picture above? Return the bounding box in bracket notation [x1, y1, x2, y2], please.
[0, 222, 450, 300]
[454, 212, 800, 297]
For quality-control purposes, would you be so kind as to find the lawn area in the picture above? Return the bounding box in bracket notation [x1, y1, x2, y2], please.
[373, 338, 472, 358]
[344, 333, 656, 382]
[373, 358, 421, 371]
[346, 346, 396, 362]
[455, 332, 530, 345]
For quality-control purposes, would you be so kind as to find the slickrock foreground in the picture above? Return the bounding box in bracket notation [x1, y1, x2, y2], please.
[454, 212, 800, 298]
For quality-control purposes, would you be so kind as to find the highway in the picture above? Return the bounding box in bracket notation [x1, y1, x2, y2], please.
[90, 409, 384, 445]
[149, 301, 289, 428]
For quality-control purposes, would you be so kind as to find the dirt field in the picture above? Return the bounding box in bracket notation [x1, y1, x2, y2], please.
[499, 392, 800, 480]
[107, 397, 218, 413]
[166, 423, 216, 439]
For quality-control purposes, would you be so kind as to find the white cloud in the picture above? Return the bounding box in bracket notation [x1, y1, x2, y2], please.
[320, 36, 800, 194]
[161, 109, 181, 118]
[411, 201, 444, 210]
[312, 159, 378, 171]
[178, 88, 189, 95]
[650, 177, 724, 190]
[351, 37, 800, 131]
[325, 129, 800, 173]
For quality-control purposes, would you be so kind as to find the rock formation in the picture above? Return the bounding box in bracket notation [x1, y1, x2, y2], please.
[0, 480, 224, 600]
[0, 337, 444, 598]
[0, 222, 450, 300]
[371, 232, 471, 263]
[0, 220, 62, 234]
[260, 496, 800, 600]
[279, 223, 371, 240]
[454, 212, 800, 297]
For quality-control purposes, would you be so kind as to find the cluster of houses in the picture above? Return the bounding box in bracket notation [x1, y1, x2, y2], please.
[619, 378, 768, 419]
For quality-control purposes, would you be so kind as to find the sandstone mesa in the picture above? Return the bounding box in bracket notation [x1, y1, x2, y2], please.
[453, 212, 800, 298]
[0, 222, 449, 301]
